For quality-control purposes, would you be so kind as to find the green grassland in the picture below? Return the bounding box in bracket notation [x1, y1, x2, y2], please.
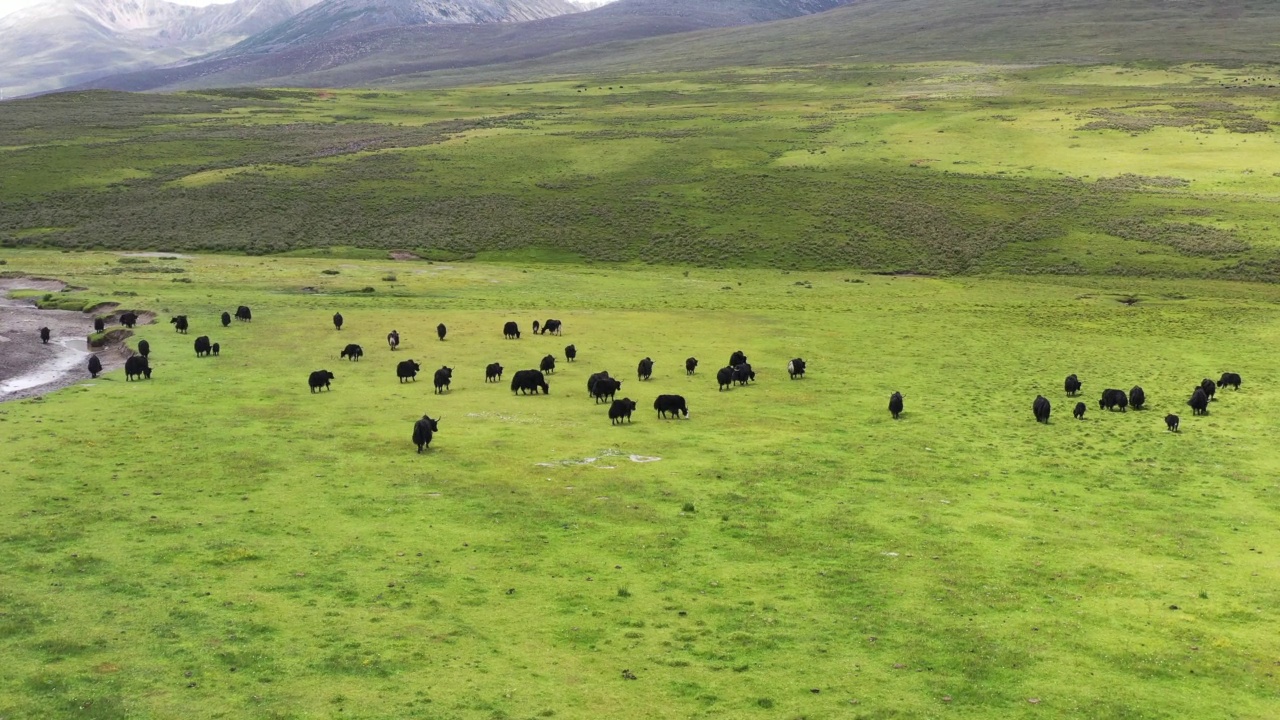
[5, 64, 1280, 280]
[2, 250, 1280, 718]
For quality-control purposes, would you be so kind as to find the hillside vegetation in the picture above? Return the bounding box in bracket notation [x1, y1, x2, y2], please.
[6, 65, 1280, 280]
[1, 250, 1279, 719]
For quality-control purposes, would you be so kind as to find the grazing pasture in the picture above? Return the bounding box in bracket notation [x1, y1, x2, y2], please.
[1, 250, 1279, 718]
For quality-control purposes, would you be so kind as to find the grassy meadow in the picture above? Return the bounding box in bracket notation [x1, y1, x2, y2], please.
[1, 250, 1280, 718]
[5, 63, 1280, 279]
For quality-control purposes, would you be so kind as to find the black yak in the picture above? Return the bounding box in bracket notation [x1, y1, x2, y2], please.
[434, 366, 452, 394]
[387, 330, 400, 350]
[1165, 414, 1180, 432]
[1200, 378, 1216, 402]
[1188, 387, 1209, 415]
[170, 316, 188, 334]
[733, 363, 754, 386]
[88, 355, 102, 378]
[333, 312, 344, 331]
[1033, 395, 1051, 423]
[1099, 388, 1127, 412]
[889, 391, 904, 419]
[1065, 374, 1081, 396]
[413, 415, 440, 453]
[542, 319, 562, 335]
[686, 357, 698, 375]
[1074, 402, 1086, 420]
[654, 394, 689, 419]
[541, 354, 557, 374]
[194, 336, 212, 357]
[485, 363, 504, 382]
[120, 312, 138, 328]
[397, 359, 421, 382]
[717, 366, 734, 391]
[308, 370, 334, 392]
[504, 322, 521, 339]
[39, 327, 51, 344]
[511, 369, 549, 395]
[788, 358, 806, 379]
[1129, 386, 1146, 410]
[637, 357, 653, 381]
[94, 317, 105, 332]
[609, 398, 637, 425]
[729, 350, 747, 367]
[565, 344, 577, 362]
[125, 356, 149, 381]
[340, 344, 363, 361]
[437, 323, 447, 341]
[137, 339, 150, 358]
[1217, 372, 1242, 390]
[221, 311, 232, 327]
[235, 306, 252, 322]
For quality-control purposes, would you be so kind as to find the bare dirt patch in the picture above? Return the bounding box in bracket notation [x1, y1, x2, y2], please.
[389, 251, 421, 261]
[0, 277, 146, 402]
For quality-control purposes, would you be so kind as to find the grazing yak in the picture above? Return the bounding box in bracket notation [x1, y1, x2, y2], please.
[340, 344, 363, 361]
[1033, 395, 1051, 423]
[686, 357, 698, 375]
[413, 415, 440, 453]
[221, 312, 232, 327]
[1065, 374, 1081, 396]
[396, 359, 421, 383]
[1188, 387, 1209, 415]
[235, 306, 252, 322]
[387, 330, 400, 351]
[594, 378, 622, 403]
[788, 358, 806, 379]
[437, 323, 447, 341]
[637, 357, 654, 381]
[541, 319, 562, 336]
[485, 363, 504, 382]
[729, 350, 747, 367]
[889, 392, 904, 419]
[504, 321, 521, 339]
[733, 363, 755, 386]
[88, 355, 102, 378]
[511, 369, 549, 395]
[333, 312, 344, 331]
[211, 343, 220, 356]
[39, 327, 51, 344]
[717, 366, 735, 391]
[1217, 372, 1242, 390]
[654, 394, 689, 419]
[1129, 386, 1146, 410]
[308, 370, 335, 392]
[170, 315, 188, 334]
[433, 366, 452, 394]
[120, 312, 138, 328]
[1165, 414, 1180, 432]
[1200, 378, 1216, 402]
[540, 354, 557, 374]
[587, 371, 610, 395]
[125, 356, 150, 381]
[94, 317, 105, 332]
[565, 345, 577, 362]
[137, 339, 150, 358]
[1099, 388, 1127, 412]
[532, 320, 541, 335]
[1074, 402, 1087, 420]
[194, 336, 213, 357]
[609, 398, 637, 425]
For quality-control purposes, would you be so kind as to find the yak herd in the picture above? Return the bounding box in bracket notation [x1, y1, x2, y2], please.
[1034, 372, 1243, 431]
[59, 303, 1243, 451]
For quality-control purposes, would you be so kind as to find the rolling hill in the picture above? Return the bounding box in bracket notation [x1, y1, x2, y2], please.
[82, 0, 1280, 93]
[81, 0, 855, 91]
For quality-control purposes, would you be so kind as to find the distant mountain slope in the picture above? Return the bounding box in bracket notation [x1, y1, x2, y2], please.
[228, 0, 581, 54]
[470, 0, 1280, 76]
[0, 0, 319, 97]
[83, 0, 853, 91]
